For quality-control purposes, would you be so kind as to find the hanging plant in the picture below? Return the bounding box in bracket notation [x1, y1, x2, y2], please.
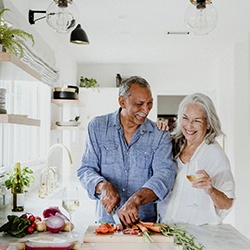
[0, 8, 35, 58]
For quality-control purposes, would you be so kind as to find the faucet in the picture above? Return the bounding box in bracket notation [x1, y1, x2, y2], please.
[39, 143, 73, 198]
[45, 143, 73, 166]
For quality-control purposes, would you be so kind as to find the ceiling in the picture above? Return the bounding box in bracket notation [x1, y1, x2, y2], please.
[5, 0, 250, 65]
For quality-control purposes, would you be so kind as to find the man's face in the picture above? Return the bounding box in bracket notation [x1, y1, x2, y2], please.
[121, 84, 153, 125]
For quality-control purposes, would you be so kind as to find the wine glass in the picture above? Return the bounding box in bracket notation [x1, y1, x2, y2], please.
[186, 160, 203, 206]
[62, 186, 80, 238]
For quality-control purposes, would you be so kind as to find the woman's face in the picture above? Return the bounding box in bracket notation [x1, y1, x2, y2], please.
[181, 103, 209, 145]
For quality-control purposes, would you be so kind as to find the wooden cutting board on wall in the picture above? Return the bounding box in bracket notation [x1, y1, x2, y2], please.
[83, 225, 174, 243]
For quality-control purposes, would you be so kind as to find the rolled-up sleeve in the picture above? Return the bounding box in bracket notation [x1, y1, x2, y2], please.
[143, 132, 176, 201]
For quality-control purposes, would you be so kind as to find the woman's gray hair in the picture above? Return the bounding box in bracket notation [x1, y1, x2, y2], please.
[118, 76, 151, 98]
[172, 93, 223, 156]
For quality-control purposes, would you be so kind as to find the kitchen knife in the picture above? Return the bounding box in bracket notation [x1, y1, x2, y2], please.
[111, 208, 122, 225]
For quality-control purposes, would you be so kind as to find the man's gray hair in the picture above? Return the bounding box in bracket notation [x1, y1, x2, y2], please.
[118, 76, 151, 98]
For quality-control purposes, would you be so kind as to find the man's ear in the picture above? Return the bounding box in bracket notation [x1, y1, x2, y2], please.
[119, 96, 126, 108]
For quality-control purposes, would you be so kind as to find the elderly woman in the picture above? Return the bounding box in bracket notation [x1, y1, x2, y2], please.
[158, 93, 235, 225]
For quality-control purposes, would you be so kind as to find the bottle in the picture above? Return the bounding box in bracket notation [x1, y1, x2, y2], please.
[11, 163, 24, 212]
[116, 74, 122, 87]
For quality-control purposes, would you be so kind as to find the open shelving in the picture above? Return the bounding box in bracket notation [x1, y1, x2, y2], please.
[0, 114, 40, 126]
[0, 52, 41, 81]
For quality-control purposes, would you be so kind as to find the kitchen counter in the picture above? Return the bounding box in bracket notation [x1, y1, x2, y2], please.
[1, 223, 250, 250]
[80, 223, 250, 250]
[1, 188, 250, 250]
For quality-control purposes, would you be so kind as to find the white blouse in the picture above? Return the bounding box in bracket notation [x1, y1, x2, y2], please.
[158, 140, 235, 226]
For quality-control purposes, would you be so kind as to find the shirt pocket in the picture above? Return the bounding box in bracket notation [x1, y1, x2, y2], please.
[136, 146, 154, 169]
[100, 143, 119, 165]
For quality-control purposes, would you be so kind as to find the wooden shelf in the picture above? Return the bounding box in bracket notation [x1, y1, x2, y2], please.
[51, 99, 80, 107]
[0, 52, 41, 81]
[51, 124, 83, 130]
[0, 114, 40, 126]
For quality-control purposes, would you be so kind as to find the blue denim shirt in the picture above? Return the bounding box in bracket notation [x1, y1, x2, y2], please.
[77, 109, 175, 223]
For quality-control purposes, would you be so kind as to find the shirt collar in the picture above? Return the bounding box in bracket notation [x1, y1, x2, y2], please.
[112, 108, 154, 134]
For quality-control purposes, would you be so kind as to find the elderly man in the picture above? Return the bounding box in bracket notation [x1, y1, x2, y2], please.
[77, 76, 175, 227]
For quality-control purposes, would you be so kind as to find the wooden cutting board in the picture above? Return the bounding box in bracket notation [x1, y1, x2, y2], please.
[83, 225, 174, 243]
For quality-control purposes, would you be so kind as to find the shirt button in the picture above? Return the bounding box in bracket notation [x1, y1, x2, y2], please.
[122, 188, 125, 192]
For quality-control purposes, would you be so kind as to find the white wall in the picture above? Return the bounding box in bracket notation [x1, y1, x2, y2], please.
[232, 40, 250, 238]
[76, 50, 250, 239]
[3, 0, 250, 240]
[77, 61, 216, 121]
[77, 61, 216, 91]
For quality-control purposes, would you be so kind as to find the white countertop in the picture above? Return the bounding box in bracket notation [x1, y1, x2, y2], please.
[79, 224, 250, 250]
[186, 223, 250, 250]
[1, 188, 250, 250]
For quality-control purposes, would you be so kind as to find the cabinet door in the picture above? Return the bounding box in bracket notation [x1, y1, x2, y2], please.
[79, 88, 119, 128]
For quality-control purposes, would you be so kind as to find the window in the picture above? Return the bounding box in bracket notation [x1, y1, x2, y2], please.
[0, 80, 51, 169]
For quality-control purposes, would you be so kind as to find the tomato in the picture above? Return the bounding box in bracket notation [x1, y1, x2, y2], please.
[105, 223, 115, 233]
[27, 225, 35, 234]
[21, 213, 28, 218]
[95, 223, 115, 234]
[35, 216, 42, 221]
[29, 215, 36, 222]
[31, 222, 36, 228]
[95, 224, 109, 234]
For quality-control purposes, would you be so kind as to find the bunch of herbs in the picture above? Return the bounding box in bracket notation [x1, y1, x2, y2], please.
[5, 165, 35, 193]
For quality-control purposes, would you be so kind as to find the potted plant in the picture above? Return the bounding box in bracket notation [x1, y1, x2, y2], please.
[0, 8, 34, 58]
[80, 76, 98, 88]
[5, 164, 35, 193]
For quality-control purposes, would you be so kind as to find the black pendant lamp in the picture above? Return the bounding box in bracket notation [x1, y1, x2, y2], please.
[70, 24, 89, 44]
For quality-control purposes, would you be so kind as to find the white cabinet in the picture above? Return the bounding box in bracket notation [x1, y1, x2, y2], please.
[78, 87, 119, 127]
[63, 87, 119, 171]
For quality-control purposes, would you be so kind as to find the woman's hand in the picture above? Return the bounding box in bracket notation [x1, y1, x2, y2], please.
[192, 170, 233, 210]
[157, 120, 169, 131]
[192, 170, 212, 194]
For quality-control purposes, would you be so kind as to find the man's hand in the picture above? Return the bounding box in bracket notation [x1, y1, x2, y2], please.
[118, 198, 140, 227]
[96, 181, 120, 214]
[118, 188, 157, 227]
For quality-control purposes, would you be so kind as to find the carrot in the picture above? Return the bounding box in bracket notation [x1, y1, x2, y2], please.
[138, 221, 155, 227]
[144, 225, 161, 233]
[138, 221, 162, 233]
[136, 222, 148, 233]
[137, 222, 154, 243]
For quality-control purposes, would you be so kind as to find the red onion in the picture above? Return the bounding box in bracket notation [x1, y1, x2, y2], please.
[45, 215, 65, 233]
[43, 206, 61, 218]
[55, 211, 69, 221]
